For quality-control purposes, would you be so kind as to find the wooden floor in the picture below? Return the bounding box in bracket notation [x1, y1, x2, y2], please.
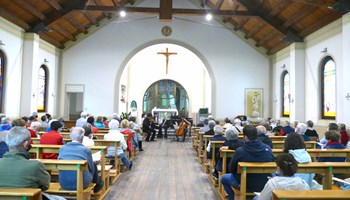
[105, 138, 220, 200]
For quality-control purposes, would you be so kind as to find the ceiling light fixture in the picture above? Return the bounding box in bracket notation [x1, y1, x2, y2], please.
[120, 10, 126, 17]
[205, 13, 212, 21]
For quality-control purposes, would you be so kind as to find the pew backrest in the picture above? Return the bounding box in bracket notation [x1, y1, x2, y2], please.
[272, 190, 350, 200]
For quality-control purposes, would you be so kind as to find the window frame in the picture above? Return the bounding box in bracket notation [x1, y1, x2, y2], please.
[281, 70, 290, 117]
[37, 65, 48, 112]
[0, 51, 5, 113]
[320, 56, 336, 120]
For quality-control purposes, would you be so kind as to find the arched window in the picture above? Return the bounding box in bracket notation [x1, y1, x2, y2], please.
[321, 56, 336, 119]
[37, 65, 48, 112]
[0, 51, 5, 113]
[281, 71, 290, 117]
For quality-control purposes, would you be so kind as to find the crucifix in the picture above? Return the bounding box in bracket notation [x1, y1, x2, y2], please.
[346, 93, 350, 100]
[157, 48, 177, 74]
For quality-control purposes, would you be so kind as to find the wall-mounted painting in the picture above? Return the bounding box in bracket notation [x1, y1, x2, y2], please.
[245, 88, 263, 118]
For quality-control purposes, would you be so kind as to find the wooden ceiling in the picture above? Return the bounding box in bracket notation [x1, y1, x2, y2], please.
[0, 0, 348, 55]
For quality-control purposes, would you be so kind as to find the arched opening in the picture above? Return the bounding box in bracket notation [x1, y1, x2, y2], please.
[320, 56, 336, 119]
[37, 65, 48, 112]
[0, 50, 5, 113]
[281, 70, 290, 117]
[118, 42, 211, 121]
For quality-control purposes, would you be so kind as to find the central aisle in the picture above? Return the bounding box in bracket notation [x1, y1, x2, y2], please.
[105, 138, 220, 200]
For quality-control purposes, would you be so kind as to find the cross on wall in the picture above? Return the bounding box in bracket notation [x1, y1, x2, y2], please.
[346, 93, 350, 100]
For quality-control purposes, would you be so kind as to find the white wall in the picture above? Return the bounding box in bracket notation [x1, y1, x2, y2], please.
[0, 17, 60, 118]
[60, 11, 270, 121]
[272, 13, 350, 125]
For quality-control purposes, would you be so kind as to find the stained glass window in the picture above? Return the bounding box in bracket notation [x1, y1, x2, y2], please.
[321, 57, 336, 119]
[0, 51, 4, 112]
[143, 79, 189, 116]
[37, 65, 48, 112]
[282, 71, 290, 117]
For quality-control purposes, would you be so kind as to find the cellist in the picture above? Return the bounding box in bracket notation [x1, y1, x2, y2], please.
[175, 117, 191, 142]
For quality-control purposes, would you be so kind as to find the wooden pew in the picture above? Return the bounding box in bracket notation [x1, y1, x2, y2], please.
[208, 140, 225, 187]
[202, 135, 214, 172]
[272, 141, 316, 149]
[197, 132, 204, 163]
[235, 162, 350, 200]
[31, 137, 72, 144]
[218, 148, 350, 200]
[93, 140, 121, 184]
[272, 190, 350, 200]
[29, 144, 110, 200]
[192, 127, 200, 149]
[39, 159, 94, 200]
[0, 188, 42, 200]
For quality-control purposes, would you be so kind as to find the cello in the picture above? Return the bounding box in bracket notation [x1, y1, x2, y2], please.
[175, 118, 189, 136]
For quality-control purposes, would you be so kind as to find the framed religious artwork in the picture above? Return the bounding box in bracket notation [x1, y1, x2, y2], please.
[245, 88, 263, 118]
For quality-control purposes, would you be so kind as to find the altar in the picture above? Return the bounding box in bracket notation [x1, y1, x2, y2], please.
[151, 108, 178, 124]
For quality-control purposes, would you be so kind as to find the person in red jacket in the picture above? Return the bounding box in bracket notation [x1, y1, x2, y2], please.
[339, 123, 349, 146]
[40, 121, 64, 159]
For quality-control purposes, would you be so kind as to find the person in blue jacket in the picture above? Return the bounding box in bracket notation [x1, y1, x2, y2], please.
[221, 125, 275, 200]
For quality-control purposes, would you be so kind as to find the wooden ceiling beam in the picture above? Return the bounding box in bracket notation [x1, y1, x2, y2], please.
[29, 0, 88, 33]
[44, 0, 62, 11]
[66, 15, 88, 34]
[81, 6, 255, 16]
[256, 31, 280, 47]
[233, 17, 249, 31]
[283, 5, 317, 28]
[160, 0, 172, 21]
[13, 0, 46, 20]
[0, 7, 30, 30]
[237, 0, 303, 42]
[299, 11, 341, 37]
[50, 24, 76, 41]
[92, 0, 111, 19]
[245, 22, 264, 39]
[84, 12, 97, 24]
[216, 0, 225, 10]
[268, 0, 292, 17]
[267, 41, 290, 55]
[39, 33, 64, 48]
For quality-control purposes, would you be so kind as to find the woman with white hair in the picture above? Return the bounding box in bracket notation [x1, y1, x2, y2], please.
[206, 125, 227, 180]
[28, 121, 41, 139]
[296, 123, 310, 141]
[104, 119, 132, 170]
[215, 128, 244, 177]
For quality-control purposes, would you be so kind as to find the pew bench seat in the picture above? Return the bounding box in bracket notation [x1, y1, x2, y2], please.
[0, 188, 42, 200]
[272, 190, 350, 200]
[47, 182, 95, 196]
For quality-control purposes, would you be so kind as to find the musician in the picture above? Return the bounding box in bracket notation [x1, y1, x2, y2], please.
[142, 113, 156, 142]
[175, 117, 191, 142]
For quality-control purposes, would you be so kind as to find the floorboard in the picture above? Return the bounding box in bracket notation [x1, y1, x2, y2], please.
[105, 138, 219, 200]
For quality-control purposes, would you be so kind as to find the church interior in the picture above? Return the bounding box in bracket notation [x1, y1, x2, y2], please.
[1, 0, 350, 199]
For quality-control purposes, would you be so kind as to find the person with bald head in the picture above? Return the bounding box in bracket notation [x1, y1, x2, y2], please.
[58, 127, 104, 193]
[256, 125, 273, 148]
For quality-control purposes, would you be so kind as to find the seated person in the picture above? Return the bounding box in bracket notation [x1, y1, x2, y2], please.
[104, 119, 132, 170]
[0, 131, 9, 158]
[295, 123, 310, 141]
[319, 123, 338, 145]
[0, 127, 50, 191]
[199, 118, 209, 132]
[318, 130, 346, 162]
[206, 125, 226, 179]
[0, 117, 11, 132]
[283, 133, 314, 188]
[278, 121, 295, 136]
[58, 127, 103, 193]
[221, 125, 274, 200]
[304, 120, 319, 141]
[40, 121, 64, 159]
[339, 123, 349, 146]
[87, 116, 98, 134]
[28, 121, 41, 139]
[255, 154, 309, 200]
[204, 120, 216, 135]
[82, 124, 95, 146]
[256, 125, 273, 148]
[94, 116, 105, 128]
[216, 128, 244, 174]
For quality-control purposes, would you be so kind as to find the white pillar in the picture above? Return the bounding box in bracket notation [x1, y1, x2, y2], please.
[289, 43, 305, 122]
[20, 33, 39, 117]
[341, 13, 350, 124]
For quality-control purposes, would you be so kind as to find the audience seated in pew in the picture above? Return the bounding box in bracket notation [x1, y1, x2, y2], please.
[221, 125, 275, 200]
[82, 124, 95, 146]
[206, 125, 226, 179]
[204, 120, 216, 136]
[104, 119, 132, 170]
[129, 116, 143, 151]
[76, 111, 88, 127]
[318, 131, 346, 162]
[256, 125, 273, 148]
[199, 118, 209, 132]
[28, 121, 41, 139]
[0, 131, 8, 158]
[278, 121, 294, 136]
[216, 128, 244, 178]
[283, 133, 315, 188]
[319, 123, 338, 145]
[119, 119, 134, 156]
[295, 123, 311, 141]
[304, 120, 319, 141]
[40, 121, 64, 159]
[94, 116, 105, 128]
[0, 127, 65, 200]
[339, 123, 349, 146]
[254, 153, 309, 200]
[87, 116, 98, 134]
[58, 127, 104, 193]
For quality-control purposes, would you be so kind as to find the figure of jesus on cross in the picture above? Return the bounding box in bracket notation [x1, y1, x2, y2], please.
[157, 48, 177, 74]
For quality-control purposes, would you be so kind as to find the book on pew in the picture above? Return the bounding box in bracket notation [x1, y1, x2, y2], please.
[92, 152, 101, 163]
[333, 177, 350, 185]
